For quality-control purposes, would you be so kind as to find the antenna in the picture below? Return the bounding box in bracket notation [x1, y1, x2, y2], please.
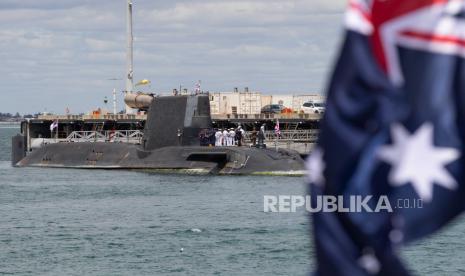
[125, 0, 134, 114]
[113, 88, 117, 114]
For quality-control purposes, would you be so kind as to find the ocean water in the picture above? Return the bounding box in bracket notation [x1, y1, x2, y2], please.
[0, 126, 464, 275]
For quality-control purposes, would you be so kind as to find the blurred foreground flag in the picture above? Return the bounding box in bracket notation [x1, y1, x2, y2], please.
[309, 0, 465, 275]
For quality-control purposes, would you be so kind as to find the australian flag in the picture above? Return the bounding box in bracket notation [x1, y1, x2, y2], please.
[308, 0, 465, 275]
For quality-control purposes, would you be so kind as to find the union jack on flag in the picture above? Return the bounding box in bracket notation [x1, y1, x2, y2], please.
[308, 1, 465, 275]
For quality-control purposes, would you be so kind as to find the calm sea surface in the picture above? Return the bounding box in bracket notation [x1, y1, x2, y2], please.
[0, 126, 464, 275]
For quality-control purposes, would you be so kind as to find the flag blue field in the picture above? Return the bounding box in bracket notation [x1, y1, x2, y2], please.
[309, 0, 465, 274]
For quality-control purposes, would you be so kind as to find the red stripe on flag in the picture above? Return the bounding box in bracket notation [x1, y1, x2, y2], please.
[401, 30, 465, 47]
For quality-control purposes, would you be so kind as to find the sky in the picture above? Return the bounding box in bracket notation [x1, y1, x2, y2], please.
[0, 0, 346, 114]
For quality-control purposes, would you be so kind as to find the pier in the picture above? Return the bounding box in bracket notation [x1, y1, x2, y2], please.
[20, 112, 321, 154]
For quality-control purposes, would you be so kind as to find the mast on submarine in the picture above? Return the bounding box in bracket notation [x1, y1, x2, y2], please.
[125, 0, 134, 114]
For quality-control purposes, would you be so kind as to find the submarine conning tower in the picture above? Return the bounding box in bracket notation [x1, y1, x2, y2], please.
[142, 95, 212, 150]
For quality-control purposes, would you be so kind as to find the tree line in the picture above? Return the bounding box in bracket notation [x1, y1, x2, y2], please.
[0, 112, 36, 121]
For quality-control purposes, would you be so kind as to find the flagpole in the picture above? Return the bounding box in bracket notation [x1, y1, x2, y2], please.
[113, 88, 117, 114]
[275, 135, 277, 152]
[56, 120, 59, 142]
[275, 119, 278, 152]
[125, 0, 134, 114]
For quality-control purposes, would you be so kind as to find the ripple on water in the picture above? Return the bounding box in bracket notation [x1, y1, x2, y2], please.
[0, 127, 464, 274]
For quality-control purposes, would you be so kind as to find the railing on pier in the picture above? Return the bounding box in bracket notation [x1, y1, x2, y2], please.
[244, 130, 319, 143]
[211, 113, 322, 121]
[66, 130, 144, 144]
[64, 129, 318, 144]
[30, 129, 317, 154]
[37, 113, 321, 122]
[37, 114, 147, 121]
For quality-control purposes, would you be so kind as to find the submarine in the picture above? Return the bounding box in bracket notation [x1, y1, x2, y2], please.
[12, 94, 306, 175]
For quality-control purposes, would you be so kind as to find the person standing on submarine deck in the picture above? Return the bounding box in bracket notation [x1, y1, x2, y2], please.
[251, 128, 257, 146]
[258, 124, 266, 147]
[222, 129, 228, 146]
[227, 128, 234, 146]
[215, 129, 222, 146]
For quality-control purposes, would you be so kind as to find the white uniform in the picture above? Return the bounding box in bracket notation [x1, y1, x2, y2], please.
[215, 130, 222, 146]
[258, 125, 266, 145]
[229, 130, 236, 146]
[222, 130, 229, 146]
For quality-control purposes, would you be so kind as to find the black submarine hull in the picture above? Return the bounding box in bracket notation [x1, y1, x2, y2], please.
[14, 95, 306, 175]
[16, 142, 305, 175]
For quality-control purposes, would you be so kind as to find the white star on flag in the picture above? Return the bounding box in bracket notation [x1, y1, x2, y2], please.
[358, 251, 381, 275]
[378, 123, 460, 202]
[306, 148, 325, 187]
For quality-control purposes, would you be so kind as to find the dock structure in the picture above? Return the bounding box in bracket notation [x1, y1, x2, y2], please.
[20, 110, 321, 154]
[41, 129, 318, 145]
[20, 90, 324, 155]
[35, 111, 322, 122]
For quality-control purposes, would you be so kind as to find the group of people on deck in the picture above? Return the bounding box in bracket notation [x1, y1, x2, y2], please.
[215, 126, 245, 147]
[198, 125, 267, 147]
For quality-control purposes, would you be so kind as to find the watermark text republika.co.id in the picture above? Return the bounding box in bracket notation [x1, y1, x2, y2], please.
[263, 195, 423, 213]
